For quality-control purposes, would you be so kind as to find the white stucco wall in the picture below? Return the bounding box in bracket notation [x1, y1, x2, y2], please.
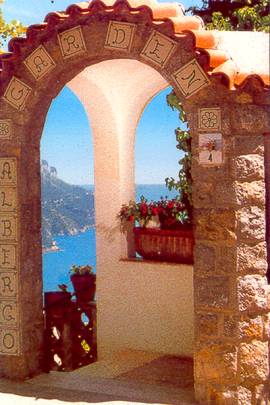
[97, 260, 194, 357]
[68, 59, 194, 358]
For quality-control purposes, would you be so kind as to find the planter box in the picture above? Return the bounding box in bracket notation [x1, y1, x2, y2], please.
[133, 227, 194, 264]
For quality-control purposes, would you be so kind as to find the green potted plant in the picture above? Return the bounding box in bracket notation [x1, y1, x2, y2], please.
[70, 265, 96, 304]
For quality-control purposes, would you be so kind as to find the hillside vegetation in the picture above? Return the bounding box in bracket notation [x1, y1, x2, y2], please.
[41, 161, 95, 249]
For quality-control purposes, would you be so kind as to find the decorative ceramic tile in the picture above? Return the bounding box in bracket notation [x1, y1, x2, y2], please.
[3, 77, 32, 111]
[0, 188, 17, 212]
[172, 59, 210, 98]
[105, 21, 136, 52]
[0, 120, 12, 140]
[0, 216, 17, 241]
[0, 158, 17, 186]
[0, 245, 16, 269]
[140, 31, 177, 68]
[199, 133, 223, 166]
[58, 26, 87, 59]
[199, 108, 221, 131]
[0, 271, 18, 299]
[0, 301, 18, 326]
[24, 45, 56, 81]
[0, 328, 20, 355]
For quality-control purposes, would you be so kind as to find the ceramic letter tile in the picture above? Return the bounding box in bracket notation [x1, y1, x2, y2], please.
[0, 328, 20, 355]
[3, 77, 32, 111]
[172, 59, 210, 98]
[58, 26, 87, 59]
[0, 245, 16, 269]
[0, 188, 17, 212]
[0, 216, 17, 241]
[105, 21, 136, 52]
[199, 108, 221, 131]
[0, 158, 17, 186]
[0, 301, 18, 326]
[199, 133, 223, 166]
[0, 271, 18, 299]
[0, 120, 12, 140]
[24, 45, 56, 81]
[140, 31, 177, 68]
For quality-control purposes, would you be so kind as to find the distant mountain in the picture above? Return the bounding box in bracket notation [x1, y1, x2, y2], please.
[41, 161, 95, 249]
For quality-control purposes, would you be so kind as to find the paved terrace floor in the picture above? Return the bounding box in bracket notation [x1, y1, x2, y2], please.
[0, 350, 197, 405]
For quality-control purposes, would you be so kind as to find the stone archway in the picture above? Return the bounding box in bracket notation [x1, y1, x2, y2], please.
[0, 1, 269, 403]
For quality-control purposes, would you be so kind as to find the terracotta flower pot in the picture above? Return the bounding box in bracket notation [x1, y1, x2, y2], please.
[133, 227, 194, 264]
[70, 273, 96, 304]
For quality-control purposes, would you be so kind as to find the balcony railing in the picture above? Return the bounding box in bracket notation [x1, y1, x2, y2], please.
[44, 291, 97, 371]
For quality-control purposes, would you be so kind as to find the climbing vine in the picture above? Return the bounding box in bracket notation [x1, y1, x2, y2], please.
[165, 91, 192, 221]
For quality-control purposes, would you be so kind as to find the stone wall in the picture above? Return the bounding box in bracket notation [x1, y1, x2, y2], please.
[264, 133, 270, 283]
[184, 82, 270, 404]
[0, 3, 269, 404]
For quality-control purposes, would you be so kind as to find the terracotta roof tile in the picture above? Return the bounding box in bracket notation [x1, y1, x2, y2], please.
[0, 0, 268, 90]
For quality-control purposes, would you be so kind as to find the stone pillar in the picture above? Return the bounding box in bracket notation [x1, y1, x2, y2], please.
[189, 102, 270, 404]
[264, 133, 270, 283]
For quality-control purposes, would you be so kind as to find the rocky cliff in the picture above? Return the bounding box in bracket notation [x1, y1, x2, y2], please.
[41, 160, 95, 249]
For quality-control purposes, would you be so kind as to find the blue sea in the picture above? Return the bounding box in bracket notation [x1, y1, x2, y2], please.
[43, 185, 177, 292]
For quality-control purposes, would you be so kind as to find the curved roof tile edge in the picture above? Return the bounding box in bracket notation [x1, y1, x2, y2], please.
[0, 0, 268, 90]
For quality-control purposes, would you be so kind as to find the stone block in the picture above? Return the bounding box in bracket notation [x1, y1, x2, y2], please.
[238, 275, 268, 313]
[224, 315, 239, 338]
[216, 390, 238, 405]
[254, 383, 270, 405]
[239, 340, 269, 383]
[263, 313, 270, 340]
[234, 136, 264, 156]
[237, 206, 265, 242]
[195, 276, 231, 309]
[196, 312, 219, 337]
[235, 181, 265, 207]
[237, 386, 252, 405]
[195, 344, 237, 384]
[194, 244, 215, 274]
[195, 209, 236, 242]
[237, 242, 267, 275]
[215, 181, 235, 208]
[239, 316, 264, 340]
[216, 246, 237, 274]
[192, 181, 215, 208]
[231, 105, 270, 133]
[231, 155, 264, 181]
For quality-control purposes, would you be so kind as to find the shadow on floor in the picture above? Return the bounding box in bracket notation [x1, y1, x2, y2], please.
[0, 355, 198, 405]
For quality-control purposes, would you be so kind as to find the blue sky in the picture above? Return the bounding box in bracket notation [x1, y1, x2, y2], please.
[2, 0, 201, 185]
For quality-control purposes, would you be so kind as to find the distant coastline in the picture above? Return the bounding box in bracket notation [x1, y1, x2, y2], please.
[43, 224, 95, 253]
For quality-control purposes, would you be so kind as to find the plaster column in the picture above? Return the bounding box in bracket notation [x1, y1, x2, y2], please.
[68, 58, 167, 357]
